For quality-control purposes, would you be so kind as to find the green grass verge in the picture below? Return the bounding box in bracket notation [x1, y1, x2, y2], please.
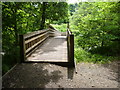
[51, 24, 67, 32]
[75, 47, 118, 64]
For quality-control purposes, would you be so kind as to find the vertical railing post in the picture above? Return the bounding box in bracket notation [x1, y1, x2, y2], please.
[70, 34, 74, 67]
[67, 35, 70, 62]
[19, 35, 25, 63]
[67, 22, 75, 67]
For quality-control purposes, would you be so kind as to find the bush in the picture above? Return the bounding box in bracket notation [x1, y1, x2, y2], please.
[2, 64, 10, 75]
[2, 46, 20, 75]
[51, 24, 67, 32]
[75, 47, 114, 64]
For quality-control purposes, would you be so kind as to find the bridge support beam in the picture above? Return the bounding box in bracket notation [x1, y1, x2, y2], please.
[67, 34, 75, 67]
[70, 34, 74, 67]
[19, 35, 25, 63]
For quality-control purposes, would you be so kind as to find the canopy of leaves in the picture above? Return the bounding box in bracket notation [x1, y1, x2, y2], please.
[71, 2, 120, 51]
[69, 2, 120, 63]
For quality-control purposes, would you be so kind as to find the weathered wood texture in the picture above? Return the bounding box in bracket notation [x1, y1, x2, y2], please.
[19, 27, 74, 65]
[19, 35, 26, 63]
[67, 23, 75, 67]
[19, 29, 52, 62]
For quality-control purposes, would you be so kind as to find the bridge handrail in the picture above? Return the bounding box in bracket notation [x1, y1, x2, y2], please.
[19, 29, 53, 62]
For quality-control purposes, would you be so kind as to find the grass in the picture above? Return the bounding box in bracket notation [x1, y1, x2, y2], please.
[2, 46, 20, 75]
[51, 23, 67, 32]
[75, 47, 119, 64]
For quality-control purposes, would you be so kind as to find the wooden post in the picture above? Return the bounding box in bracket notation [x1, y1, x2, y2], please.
[70, 34, 74, 67]
[19, 35, 25, 63]
[67, 35, 70, 63]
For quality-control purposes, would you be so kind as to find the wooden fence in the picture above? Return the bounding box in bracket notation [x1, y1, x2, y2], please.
[19, 29, 54, 62]
[19, 26, 75, 67]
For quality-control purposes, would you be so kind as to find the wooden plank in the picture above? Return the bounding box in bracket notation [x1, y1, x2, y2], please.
[19, 28, 69, 63]
[67, 35, 70, 62]
[24, 29, 48, 40]
[19, 28, 56, 62]
[67, 27, 75, 67]
[26, 36, 68, 62]
[25, 59, 68, 62]
[26, 35, 49, 57]
[19, 35, 26, 62]
[70, 34, 74, 67]
[25, 34, 49, 54]
[24, 31, 49, 44]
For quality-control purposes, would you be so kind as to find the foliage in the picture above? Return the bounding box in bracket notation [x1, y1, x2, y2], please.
[2, 2, 68, 75]
[2, 2, 42, 75]
[75, 47, 117, 64]
[2, 1, 120, 75]
[68, 3, 78, 16]
[70, 2, 120, 63]
[40, 2, 68, 29]
[51, 24, 67, 32]
[71, 2, 120, 50]
[46, 2, 68, 23]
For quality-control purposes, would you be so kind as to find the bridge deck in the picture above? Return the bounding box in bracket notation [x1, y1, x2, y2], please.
[26, 36, 68, 62]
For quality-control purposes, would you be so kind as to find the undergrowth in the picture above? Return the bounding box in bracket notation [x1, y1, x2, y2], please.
[75, 47, 119, 64]
[51, 24, 67, 32]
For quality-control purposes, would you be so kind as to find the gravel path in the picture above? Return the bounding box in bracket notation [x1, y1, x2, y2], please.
[2, 61, 119, 88]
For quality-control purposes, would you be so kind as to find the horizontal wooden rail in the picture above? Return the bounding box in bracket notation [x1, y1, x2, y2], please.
[24, 29, 48, 40]
[25, 31, 49, 44]
[19, 29, 54, 62]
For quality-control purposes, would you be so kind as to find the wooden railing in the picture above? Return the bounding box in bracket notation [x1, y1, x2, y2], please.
[19, 25, 75, 66]
[67, 23, 75, 67]
[19, 29, 54, 62]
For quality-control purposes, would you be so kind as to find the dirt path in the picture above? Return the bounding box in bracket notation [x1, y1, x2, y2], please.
[2, 61, 119, 88]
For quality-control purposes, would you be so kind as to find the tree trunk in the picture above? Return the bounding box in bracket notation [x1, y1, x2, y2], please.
[101, 40, 104, 47]
[40, 2, 47, 30]
[14, 2, 18, 46]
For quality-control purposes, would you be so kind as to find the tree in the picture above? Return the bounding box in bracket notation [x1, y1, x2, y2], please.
[2, 2, 69, 74]
[71, 2, 120, 50]
[40, 2, 47, 29]
[40, 2, 68, 26]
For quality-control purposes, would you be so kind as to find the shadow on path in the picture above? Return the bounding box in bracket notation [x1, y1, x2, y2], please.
[50, 62, 75, 80]
[2, 63, 63, 88]
[101, 60, 119, 88]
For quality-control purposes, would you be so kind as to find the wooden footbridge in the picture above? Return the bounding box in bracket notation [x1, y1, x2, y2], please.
[19, 25, 75, 67]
